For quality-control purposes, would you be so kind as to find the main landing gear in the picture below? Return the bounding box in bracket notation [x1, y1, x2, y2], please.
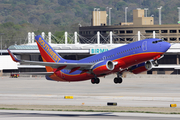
[91, 78, 100, 84]
[91, 72, 123, 84]
[114, 72, 123, 84]
[114, 77, 122, 84]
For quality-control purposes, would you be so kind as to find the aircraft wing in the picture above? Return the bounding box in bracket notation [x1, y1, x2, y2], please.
[19, 60, 93, 69]
[8, 49, 94, 71]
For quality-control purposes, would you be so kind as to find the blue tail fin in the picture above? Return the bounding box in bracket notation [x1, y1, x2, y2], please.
[35, 35, 65, 63]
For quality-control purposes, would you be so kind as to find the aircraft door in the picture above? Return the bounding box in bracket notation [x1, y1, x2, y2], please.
[142, 41, 147, 51]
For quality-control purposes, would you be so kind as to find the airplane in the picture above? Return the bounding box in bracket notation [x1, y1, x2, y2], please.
[8, 35, 171, 84]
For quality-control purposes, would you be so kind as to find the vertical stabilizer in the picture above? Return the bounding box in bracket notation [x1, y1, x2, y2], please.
[35, 35, 65, 63]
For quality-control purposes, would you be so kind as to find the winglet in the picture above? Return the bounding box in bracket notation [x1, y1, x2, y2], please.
[7, 49, 20, 62]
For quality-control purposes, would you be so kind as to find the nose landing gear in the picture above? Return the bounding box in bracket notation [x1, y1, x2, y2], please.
[152, 60, 159, 66]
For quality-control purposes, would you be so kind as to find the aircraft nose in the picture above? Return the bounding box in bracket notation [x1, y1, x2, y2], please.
[164, 42, 171, 52]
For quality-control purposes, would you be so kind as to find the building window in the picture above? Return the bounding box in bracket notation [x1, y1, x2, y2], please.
[161, 30, 167, 33]
[120, 30, 125, 34]
[162, 38, 168, 41]
[145, 30, 159, 33]
[158, 55, 176, 64]
[126, 30, 133, 33]
[126, 38, 133, 41]
[86, 31, 90, 34]
[146, 30, 153, 33]
[30, 55, 42, 61]
[114, 38, 119, 41]
[170, 38, 177, 41]
[106, 31, 110, 34]
[101, 31, 109, 34]
[113, 30, 118, 34]
[170, 30, 177, 33]
[120, 38, 125, 41]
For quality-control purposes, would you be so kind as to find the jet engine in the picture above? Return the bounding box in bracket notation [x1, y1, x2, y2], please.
[92, 60, 114, 75]
[129, 61, 152, 74]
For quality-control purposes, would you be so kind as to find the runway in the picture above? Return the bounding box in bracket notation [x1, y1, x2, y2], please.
[0, 74, 180, 119]
[1, 110, 180, 120]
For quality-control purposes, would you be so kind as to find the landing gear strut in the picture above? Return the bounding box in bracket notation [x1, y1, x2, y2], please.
[114, 72, 123, 84]
[152, 60, 159, 66]
[91, 78, 100, 84]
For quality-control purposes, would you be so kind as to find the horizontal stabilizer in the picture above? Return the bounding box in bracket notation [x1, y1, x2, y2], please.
[7, 49, 20, 62]
[12, 72, 54, 75]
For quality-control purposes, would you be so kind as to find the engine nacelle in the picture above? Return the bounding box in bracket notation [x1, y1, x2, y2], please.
[92, 60, 114, 75]
[129, 61, 152, 74]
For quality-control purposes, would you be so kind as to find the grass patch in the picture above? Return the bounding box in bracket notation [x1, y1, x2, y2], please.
[0, 105, 180, 114]
[0, 108, 18, 110]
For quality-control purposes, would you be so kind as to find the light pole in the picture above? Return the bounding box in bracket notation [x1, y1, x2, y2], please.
[0, 33, 4, 55]
[97, 8, 100, 26]
[109, 8, 112, 25]
[125, 7, 128, 25]
[144, 8, 148, 17]
[99, 10, 101, 26]
[178, 7, 180, 23]
[157, 6, 162, 25]
[94, 8, 97, 26]
[106, 7, 108, 25]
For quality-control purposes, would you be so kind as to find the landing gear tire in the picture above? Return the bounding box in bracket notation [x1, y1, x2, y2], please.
[91, 78, 100, 84]
[96, 78, 100, 84]
[91, 78, 96, 84]
[114, 77, 123, 84]
[118, 77, 123, 83]
[114, 78, 118, 84]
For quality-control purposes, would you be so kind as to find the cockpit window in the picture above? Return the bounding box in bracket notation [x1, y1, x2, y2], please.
[152, 40, 163, 44]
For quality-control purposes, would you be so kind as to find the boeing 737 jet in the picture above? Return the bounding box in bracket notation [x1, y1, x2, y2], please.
[8, 35, 171, 84]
